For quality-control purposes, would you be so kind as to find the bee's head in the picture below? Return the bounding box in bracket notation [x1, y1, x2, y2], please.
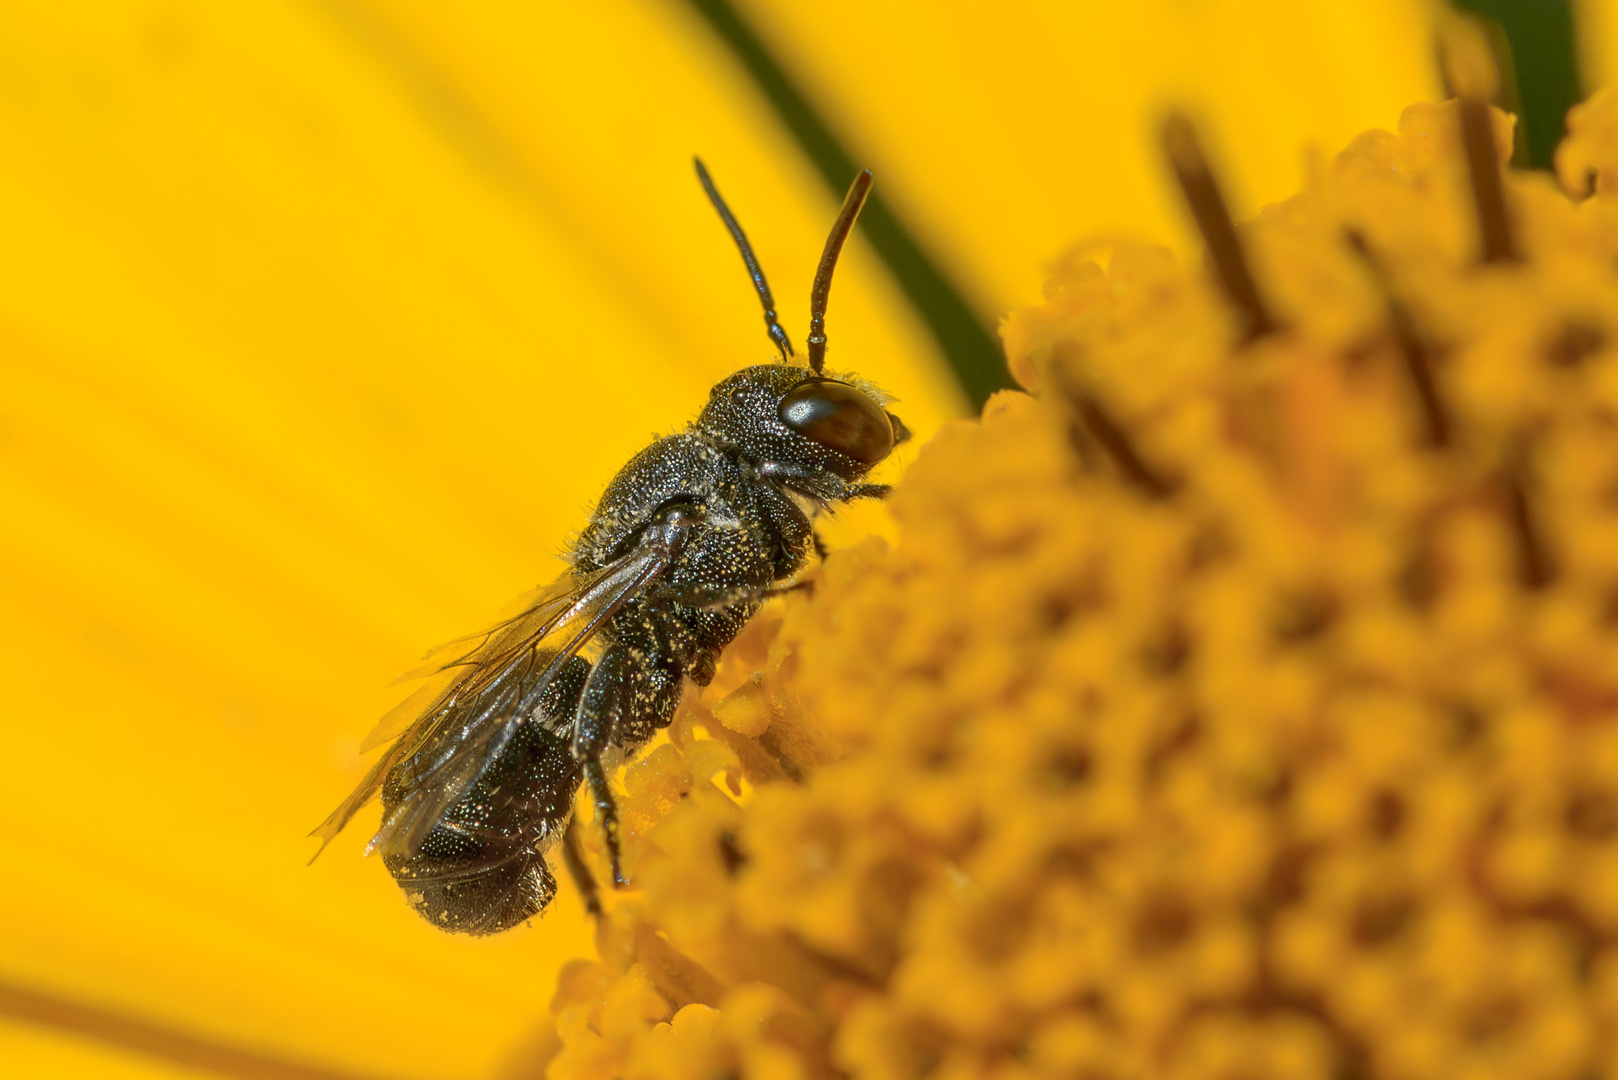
[692, 162, 906, 481]
[699, 364, 909, 481]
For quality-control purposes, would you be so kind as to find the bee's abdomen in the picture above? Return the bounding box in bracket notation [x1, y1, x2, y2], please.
[385, 829, 558, 936]
[382, 659, 589, 935]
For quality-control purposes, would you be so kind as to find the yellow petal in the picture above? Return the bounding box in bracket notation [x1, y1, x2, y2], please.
[1577, 0, 1618, 89]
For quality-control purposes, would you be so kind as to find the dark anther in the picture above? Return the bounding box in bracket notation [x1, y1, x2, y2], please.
[1398, 533, 1443, 611]
[1566, 789, 1618, 841]
[1448, 702, 1487, 748]
[1503, 450, 1556, 590]
[717, 830, 748, 875]
[1259, 844, 1312, 912]
[1076, 394, 1179, 498]
[1161, 112, 1279, 343]
[1144, 711, 1202, 784]
[1049, 357, 1178, 499]
[1133, 893, 1196, 954]
[1258, 765, 1294, 806]
[1345, 229, 1450, 449]
[1044, 840, 1099, 879]
[1038, 591, 1080, 631]
[1351, 892, 1416, 948]
[1140, 621, 1191, 677]
[1458, 96, 1520, 264]
[1545, 320, 1607, 368]
[1368, 789, 1407, 840]
[1058, 410, 1101, 473]
[1185, 522, 1234, 573]
[1041, 743, 1094, 791]
[1273, 588, 1340, 643]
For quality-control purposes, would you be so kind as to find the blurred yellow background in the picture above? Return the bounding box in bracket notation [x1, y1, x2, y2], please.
[0, 0, 1517, 1077]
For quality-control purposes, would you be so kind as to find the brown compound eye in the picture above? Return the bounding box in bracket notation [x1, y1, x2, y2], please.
[778, 380, 897, 464]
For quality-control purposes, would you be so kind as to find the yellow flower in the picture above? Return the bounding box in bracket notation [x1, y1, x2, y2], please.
[0, 2, 1539, 1079]
[544, 50, 1618, 1080]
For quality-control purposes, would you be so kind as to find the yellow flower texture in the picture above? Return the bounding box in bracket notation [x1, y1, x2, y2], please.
[546, 91, 1618, 1080]
[0, 1, 1462, 1076]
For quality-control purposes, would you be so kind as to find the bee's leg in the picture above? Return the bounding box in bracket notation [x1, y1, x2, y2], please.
[573, 634, 684, 888]
[847, 483, 892, 500]
[561, 817, 602, 919]
[754, 482, 823, 581]
[572, 649, 631, 886]
[761, 579, 816, 598]
[579, 757, 625, 888]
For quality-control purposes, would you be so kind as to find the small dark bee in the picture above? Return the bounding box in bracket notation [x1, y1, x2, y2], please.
[310, 160, 909, 934]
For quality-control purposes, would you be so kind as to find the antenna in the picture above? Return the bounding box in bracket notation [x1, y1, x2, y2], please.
[806, 169, 873, 374]
[694, 158, 794, 361]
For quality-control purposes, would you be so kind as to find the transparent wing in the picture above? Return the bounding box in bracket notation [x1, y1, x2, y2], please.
[363, 573, 585, 753]
[308, 546, 671, 863]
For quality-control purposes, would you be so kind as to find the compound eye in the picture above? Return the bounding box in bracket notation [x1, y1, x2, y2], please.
[778, 380, 895, 464]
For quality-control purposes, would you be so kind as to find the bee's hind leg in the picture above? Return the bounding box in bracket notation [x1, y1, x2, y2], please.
[572, 634, 685, 890]
[561, 816, 603, 918]
[847, 483, 892, 500]
[581, 758, 627, 888]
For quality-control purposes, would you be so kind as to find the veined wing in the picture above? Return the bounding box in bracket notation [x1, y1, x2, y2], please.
[363, 571, 587, 754]
[308, 546, 671, 862]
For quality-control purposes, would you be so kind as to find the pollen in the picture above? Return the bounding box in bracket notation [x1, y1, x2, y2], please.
[544, 88, 1618, 1080]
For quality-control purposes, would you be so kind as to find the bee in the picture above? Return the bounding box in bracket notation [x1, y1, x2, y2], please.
[310, 160, 909, 934]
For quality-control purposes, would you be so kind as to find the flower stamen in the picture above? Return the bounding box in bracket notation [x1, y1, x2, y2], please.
[1460, 95, 1520, 263]
[1161, 112, 1279, 343]
[1345, 229, 1451, 448]
[1440, 16, 1520, 263]
[1050, 353, 1179, 498]
[1502, 447, 1556, 590]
